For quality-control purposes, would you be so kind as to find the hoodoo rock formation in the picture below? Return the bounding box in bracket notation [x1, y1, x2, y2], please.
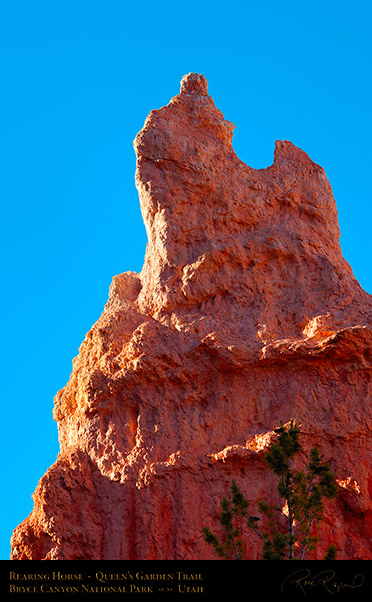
[11, 73, 372, 560]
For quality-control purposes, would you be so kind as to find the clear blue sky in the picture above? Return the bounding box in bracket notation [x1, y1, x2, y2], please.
[2, 0, 371, 559]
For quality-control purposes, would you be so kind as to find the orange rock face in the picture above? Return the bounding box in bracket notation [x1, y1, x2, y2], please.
[11, 73, 372, 560]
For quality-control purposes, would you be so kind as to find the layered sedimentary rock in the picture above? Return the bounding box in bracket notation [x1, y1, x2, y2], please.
[11, 73, 372, 560]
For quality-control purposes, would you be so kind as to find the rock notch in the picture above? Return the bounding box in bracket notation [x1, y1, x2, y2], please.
[11, 73, 372, 560]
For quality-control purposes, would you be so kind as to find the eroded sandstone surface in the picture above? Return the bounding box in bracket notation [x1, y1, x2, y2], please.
[11, 73, 372, 560]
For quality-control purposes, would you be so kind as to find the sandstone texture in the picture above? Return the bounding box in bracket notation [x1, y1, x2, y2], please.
[11, 73, 372, 560]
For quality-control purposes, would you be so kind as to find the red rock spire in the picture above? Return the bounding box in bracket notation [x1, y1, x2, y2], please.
[11, 74, 372, 561]
[180, 72, 208, 95]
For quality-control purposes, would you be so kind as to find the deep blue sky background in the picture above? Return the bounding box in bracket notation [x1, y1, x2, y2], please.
[2, 0, 371, 559]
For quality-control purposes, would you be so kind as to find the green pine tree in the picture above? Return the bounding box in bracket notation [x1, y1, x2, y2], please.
[203, 420, 338, 560]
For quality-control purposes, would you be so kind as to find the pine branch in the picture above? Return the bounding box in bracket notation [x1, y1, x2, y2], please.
[202, 421, 338, 561]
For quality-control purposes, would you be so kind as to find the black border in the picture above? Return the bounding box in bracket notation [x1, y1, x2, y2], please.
[1, 559, 370, 601]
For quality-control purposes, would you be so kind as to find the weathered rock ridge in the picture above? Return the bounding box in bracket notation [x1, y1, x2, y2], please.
[11, 73, 372, 560]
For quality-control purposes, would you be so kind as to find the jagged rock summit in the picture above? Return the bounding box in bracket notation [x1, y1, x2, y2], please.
[11, 73, 372, 560]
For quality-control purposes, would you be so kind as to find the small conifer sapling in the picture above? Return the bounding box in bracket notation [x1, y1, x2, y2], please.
[203, 420, 338, 560]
